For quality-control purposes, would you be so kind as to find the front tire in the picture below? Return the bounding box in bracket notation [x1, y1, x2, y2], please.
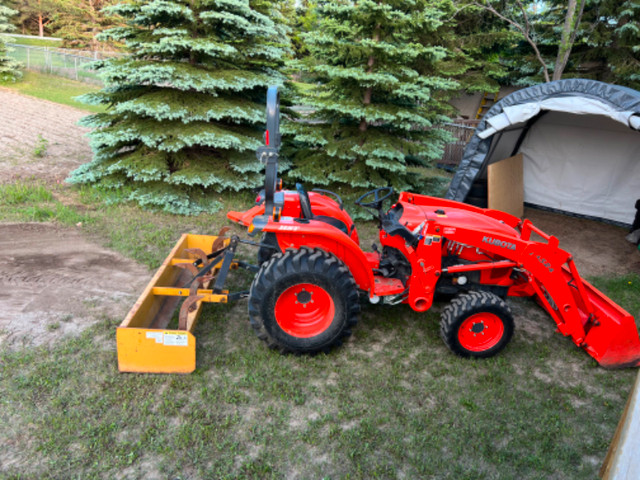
[248, 247, 360, 353]
[440, 291, 514, 358]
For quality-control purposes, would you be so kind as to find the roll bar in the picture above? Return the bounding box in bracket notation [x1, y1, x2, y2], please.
[256, 85, 281, 220]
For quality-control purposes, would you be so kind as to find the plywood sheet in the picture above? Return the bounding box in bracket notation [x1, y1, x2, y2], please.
[488, 153, 524, 218]
[601, 371, 640, 479]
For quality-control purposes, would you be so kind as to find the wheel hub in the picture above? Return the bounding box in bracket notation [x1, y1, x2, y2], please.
[457, 312, 504, 352]
[470, 321, 486, 334]
[274, 283, 335, 338]
[295, 288, 313, 306]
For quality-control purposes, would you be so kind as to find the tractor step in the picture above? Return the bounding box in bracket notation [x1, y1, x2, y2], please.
[372, 275, 405, 296]
[117, 233, 237, 374]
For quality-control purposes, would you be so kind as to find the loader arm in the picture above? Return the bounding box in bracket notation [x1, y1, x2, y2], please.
[438, 218, 640, 368]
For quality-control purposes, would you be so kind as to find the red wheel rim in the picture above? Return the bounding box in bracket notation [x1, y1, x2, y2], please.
[274, 283, 335, 338]
[457, 312, 504, 352]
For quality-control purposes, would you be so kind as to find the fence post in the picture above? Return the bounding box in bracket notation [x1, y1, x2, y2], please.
[74, 57, 78, 81]
[26, 46, 30, 69]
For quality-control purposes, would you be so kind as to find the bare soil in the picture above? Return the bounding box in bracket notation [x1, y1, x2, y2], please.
[0, 223, 149, 347]
[524, 207, 639, 278]
[0, 90, 149, 347]
[0, 88, 92, 184]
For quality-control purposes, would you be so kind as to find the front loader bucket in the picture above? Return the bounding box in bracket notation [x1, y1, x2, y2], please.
[561, 268, 640, 368]
[117, 233, 230, 374]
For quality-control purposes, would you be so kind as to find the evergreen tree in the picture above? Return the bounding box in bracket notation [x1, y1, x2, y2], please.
[286, 0, 459, 210]
[69, 0, 289, 214]
[0, 4, 22, 81]
[11, 0, 59, 36]
[446, 4, 517, 92]
[290, 0, 317, 60]
[463, 0, 640, 88]
[51, 0, 120, 50]
[568, 0, 640, 89]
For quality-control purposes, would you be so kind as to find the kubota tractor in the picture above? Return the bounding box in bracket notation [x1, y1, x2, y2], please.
[117, 87, 640, 374]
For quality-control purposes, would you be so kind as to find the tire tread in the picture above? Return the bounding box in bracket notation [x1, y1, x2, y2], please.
[248, 247, 360, 353]
[440, 291, 514, 358]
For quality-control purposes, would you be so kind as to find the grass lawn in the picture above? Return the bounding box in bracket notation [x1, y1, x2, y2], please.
[0, 71, 104, 113]
[1, 180, 639, 478]
[8, 36, 63, 47]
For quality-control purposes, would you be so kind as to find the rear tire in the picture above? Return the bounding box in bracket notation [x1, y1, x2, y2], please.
[257, 232, 281, 265]
[248, 247, 360, 353]
[440, 291, 514, 358]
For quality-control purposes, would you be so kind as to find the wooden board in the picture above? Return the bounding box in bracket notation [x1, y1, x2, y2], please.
[488, 153, 524, 218]
[601, 370, 640, 479]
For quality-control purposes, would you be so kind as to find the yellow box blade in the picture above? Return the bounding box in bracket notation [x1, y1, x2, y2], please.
[117, 328, 196, 374]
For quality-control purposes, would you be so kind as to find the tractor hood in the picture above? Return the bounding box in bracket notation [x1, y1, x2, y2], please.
[425, 207, 520, 239]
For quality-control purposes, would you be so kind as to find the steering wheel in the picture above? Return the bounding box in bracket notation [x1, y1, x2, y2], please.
[355, 187, 395, 223]
[355, 187, 395, 209]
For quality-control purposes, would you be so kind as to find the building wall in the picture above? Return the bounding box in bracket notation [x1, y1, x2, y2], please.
[449, 87, 521, 120]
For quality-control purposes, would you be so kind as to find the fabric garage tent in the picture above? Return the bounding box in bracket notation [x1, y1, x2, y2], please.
[446, 79, 640, 226]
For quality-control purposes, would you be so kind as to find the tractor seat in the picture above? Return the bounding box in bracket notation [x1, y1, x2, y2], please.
[313, 215, 349, 235]
[296, 184, 349, 235]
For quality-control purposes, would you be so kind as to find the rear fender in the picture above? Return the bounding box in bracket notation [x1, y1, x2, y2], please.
[262, 218, 374, 293]
[227, 204, 264, 226]
[228, 191, 359, 244]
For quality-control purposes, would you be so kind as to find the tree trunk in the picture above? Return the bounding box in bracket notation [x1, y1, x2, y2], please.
[89, 0, 98, 51]
[358, 58, 375, 133]
[91, 28, 99, 52]
[359, 25, 381, 133]
[38, 0, 44, 37]
[553, 0, 586, 80]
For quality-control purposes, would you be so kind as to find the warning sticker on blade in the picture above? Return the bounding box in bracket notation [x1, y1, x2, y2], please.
[163, 333, 189, 347]
[146, 331, 164, 344]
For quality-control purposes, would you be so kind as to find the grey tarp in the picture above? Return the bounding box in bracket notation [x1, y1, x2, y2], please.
[446, 79, 640, 225]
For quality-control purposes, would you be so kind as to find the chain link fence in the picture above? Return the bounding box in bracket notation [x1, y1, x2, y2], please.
[7, 43, 121, 85]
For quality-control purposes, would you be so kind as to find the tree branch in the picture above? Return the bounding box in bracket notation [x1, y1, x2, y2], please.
[472, 0, 550, 82]
[553, 0, 586, 80]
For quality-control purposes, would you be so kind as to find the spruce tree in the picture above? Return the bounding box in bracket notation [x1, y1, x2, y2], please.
[286, 0, 459, 212]
[464, 0, 640, 88]
[445, 5, 516, 93]
[69, 0, 289, 214]
[51, 0, 120, 50]
[570, 0, 640, 89]
[0, 4, 22, 81]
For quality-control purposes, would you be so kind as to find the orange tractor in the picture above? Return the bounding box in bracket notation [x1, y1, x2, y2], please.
[117, 87, 640, 373]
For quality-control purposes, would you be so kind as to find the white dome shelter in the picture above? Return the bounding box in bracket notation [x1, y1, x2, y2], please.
[447, 79, 640, 226]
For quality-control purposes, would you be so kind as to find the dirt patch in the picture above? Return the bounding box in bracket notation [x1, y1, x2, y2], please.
[524, 207, 639, 277]
[0, 223, 150, 347]
[0, 88, 92, 184]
